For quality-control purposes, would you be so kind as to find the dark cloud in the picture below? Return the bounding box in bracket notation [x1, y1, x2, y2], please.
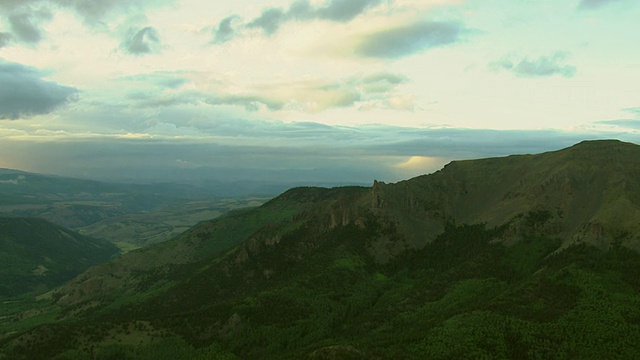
[578, 0, 625, 10]
[490, 53, 577, 78]
[122, 26, 161, 55]
[0, 60, 78, 119]
[354, 21, 463, 59]
[0, 32, 12, 47]
[212, 15, 239, 44]
[247, 8, 287, 35]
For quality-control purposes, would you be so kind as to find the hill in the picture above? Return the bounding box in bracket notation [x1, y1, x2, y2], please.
[0, 217, 120, 298]
[2, 140, 640, 359]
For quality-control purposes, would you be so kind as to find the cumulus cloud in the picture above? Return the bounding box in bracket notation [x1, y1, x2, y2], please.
[121, 26, 161, 55]
[0, 60, 78, 119]
[353, 21, 464, 59]
[490, 53, 577, 78]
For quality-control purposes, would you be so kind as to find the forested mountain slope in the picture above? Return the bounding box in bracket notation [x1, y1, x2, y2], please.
[0, 217, 119, 298]
[3, 140, 640, 359]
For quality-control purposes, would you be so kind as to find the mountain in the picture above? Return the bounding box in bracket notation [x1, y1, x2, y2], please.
[2, 140, 640, 359]
[0, 217, 120, 298]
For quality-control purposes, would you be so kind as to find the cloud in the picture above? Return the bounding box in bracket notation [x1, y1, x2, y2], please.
[212, 0, 383, 41]
[7, 7, 52, 43]
[490, 53, 577, 78]
[247, 8, 287, 35]
[121, 26, 161, 55]
[0, 32, 12, 47]
[353, 21, 464, 59]
[212, 15, 239, 44]
[359, 73, 407, 93]
[595, 119, 640, 129]
[314, 0, 383, 22]
[203, 93, 286, 112]
[0, 60, 79, 119]
[120, 72, 188, 89]
[122, 71, 411, 113]
[577, 0, 625, 10]
[0, 0, 172, 46]
[624, 107, 640, 115]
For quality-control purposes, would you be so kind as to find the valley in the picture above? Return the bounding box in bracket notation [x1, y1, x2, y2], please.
[0, 169, 270, 251]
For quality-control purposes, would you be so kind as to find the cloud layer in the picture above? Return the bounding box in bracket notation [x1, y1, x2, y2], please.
[1, 119, 631, 185]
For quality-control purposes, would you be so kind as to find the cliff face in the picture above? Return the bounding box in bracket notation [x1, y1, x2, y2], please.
[351, 140, 640, 254]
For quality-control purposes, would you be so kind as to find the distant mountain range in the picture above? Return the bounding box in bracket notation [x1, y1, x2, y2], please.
[0, 168, 276, 228]
[3, 140, 640, 359]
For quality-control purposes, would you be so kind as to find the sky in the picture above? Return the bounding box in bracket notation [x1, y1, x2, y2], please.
[1, 0, 640, 185]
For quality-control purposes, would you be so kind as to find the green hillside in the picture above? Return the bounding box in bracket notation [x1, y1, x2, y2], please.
[0, 217, 120, 298]
[2, 140, 640, 359]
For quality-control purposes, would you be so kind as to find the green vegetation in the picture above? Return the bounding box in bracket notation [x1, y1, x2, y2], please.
[4, 141, 640, 358]
[4, 219, 640, 359]
[76, 197, 269, 249]
[0, 217, 119, 298]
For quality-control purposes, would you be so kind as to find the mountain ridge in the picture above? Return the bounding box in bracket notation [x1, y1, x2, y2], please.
[4, 140, 640, 359]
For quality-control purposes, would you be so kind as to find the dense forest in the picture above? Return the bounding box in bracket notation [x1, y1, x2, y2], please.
[3, 213, 640, 359]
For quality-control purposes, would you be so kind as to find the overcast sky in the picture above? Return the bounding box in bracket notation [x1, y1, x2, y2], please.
[1, 0, 639, 185]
